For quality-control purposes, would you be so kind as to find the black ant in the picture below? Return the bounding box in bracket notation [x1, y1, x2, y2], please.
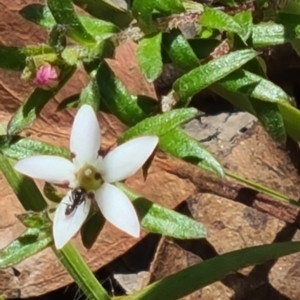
[65, 187, 87, 216]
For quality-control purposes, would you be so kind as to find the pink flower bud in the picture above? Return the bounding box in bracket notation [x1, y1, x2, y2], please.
[35, 63, 59, 89]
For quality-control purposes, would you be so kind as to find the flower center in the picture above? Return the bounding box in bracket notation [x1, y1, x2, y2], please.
[75, 164, 103, 191]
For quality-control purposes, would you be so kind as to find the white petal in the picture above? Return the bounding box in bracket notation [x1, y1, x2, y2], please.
[102, 136, 158, 183]
[95, 183, 140, 237]
[70, 104, 101, 167]
[53, 191, 91, 249]
[14, 156, 75, 185]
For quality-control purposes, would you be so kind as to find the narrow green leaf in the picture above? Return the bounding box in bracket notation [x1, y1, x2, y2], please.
[217, 69, 291, 104]
[276, 12, 300, 38]
[0, 228, 52, 268]
[0, 47, 26, 70]
[251, 99, 286, 144]
[201, 7, 246, 41]
[20, 3, 56, 28]
[0, 44, 54, 71]
[137, 32, 163, 82]
[47, 0, 96, 46]
[73, 0, 133, 28]
[173, 49, 257, 102]
[0, 135, 69, 160]
[211, 83, 255, 114]
[116, 183, 207, 239]
[97, 62, 157, 126]
[128, 242, 300, 300]
[79, 71, 100, 111]
[21, 4, 119, 41]
[0, 153, 47, 211]
[233, 10, 253, 42]
[188, 39, 220, 59]
[159, 127, 224, 176]
[7, 66, 76, 136]
[252, 23, 287, 47]
[17, 211, 51, 229]
[0, 153, 109, 300]
[278, 103, 300, 141]
[119, 108, 199, 142]
[132, 0, 185, 29]
[44, 182, 64, 203]
[79, 16, 119, 41]
[53, 244, 111, 300]
[163, 31, 199, 71]
[81, 213, 106, 249]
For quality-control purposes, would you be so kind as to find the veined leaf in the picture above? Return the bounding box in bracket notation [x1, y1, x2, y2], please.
[119, 108, 199, 142]
[20, 4, 119, 41]
[201, 7, 247, 42]
[116, 183, 207, 239]
[173, 49, 257, 103]
[160, 127, 224, 176]
[97, 62, 157, 126]
[0, 135, 69, 160]
[128, 241, 300, 300]
[47, 0, 96, 46]
[132, 0, 185, 30]
[137, 32, 163, 82]
[7, 66, 76, 136]
[0, 227, 52, 268]
[163, 31, 199, 71]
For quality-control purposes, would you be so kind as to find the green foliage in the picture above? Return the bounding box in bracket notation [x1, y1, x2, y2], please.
[2, 0, 300, 299]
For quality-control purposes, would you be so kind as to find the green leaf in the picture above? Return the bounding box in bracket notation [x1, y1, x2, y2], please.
[163, 31, 199, 71]
[47, 0, 96, 46]
[188, 39, 220, 60]
[0, 47, 26, 70]
[137, 32, 163, 82]
[20, 3, 56, 28]
[173, 49, 257, 103]
[0, 228, 52, 268]
[81, 213, 105, 249]
[116, 183, 207, 239]
[0, 153, 47, 211]
[201, 7, 247, 42]
[73, 0, 133, 28]
[53, 244, 111, 300]
[0, 153, 109, 299]
[43, 182, 64, 203]
[233, 10, 253, 42]
[0, 44, 54, 71]
[21, 4, 119, 42]
[132, 0, 185, 29]
[97, 62, 157, 126]
[79, 71, 100, 111]
[128, 241, 300, 300]
[252, 23, 287, 47]
[7, 66, 76, 136]
[278, 103, 300, 141]
[217, 69, 291, 104]
[79, 16, 119, 41]
[16, 211, 51, 229]
[251, 99, 286, 144]
[0, 135, 69, 160]
[119, 107, 199, 142]
[159, 127, 224, 176]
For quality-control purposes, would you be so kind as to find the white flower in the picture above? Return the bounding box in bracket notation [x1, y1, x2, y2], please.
[15, 105, 158, 249]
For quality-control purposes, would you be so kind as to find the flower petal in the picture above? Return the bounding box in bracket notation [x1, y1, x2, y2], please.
[14, 155, 75, 186]
[53, 191, 91, 249]
[95, 183, 140, 237]
[102, 136, 158, 183]
[70, 104, 101, 168]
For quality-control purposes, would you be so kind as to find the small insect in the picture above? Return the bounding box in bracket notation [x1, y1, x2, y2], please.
[65, 187, 87, 216]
